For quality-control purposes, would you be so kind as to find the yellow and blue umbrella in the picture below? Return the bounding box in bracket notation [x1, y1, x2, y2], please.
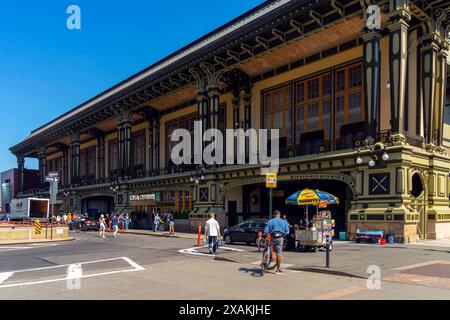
[286, 189, 339, 206]
[286, 189, 339, 226]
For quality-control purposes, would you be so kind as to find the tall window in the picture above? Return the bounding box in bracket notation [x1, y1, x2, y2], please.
[263, 61, 364, 149]
[166, 114, 197, 167]
[46, 157, 62, 176]
[335, 63, 364, 137]
[108, 139, 118, 176]
[263, 85, 293, 146]
[132, 131, 146, 174]
[295, 73, 332, 143]
[80, 147, 96, 180]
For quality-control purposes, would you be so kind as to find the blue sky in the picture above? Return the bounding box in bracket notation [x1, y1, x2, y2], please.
[0, 0, 264, 172]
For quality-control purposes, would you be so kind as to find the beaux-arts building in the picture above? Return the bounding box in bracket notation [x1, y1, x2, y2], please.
[10, 0, 450, 242]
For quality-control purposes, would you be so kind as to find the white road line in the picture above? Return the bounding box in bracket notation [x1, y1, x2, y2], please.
[0, 257, 145, 289]
[122, 257, 145, 271]
[3, 256, 134, 274]
[0, 272, 13, 284]
[178, 245, 244, 257]
[66, 264, 83, 280]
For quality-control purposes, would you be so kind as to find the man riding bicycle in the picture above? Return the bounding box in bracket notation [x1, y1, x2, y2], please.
[263, 210, 289, 275]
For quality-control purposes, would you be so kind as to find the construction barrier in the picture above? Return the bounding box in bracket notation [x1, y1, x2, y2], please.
[34, 219, 42, 235]
[197, 224, 202, 247]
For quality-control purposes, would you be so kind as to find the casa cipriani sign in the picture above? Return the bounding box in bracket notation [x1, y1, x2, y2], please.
[129, 194, 156, 202]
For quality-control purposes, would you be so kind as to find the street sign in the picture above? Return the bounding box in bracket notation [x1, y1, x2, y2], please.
[50, 182, 58, 205]
[45, 172, 59, 205]
[265, 173, 277, 189]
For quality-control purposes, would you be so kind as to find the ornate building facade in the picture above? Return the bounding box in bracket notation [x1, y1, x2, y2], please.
[10, 0, 450, 242]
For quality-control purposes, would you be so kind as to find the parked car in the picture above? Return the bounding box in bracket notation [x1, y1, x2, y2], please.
[69, 217, 100, 231]
[223, 219, 267, 245]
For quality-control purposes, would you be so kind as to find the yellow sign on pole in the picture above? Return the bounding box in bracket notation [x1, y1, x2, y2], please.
[34, 219, 42, 235]
[266, 173, 277, 189]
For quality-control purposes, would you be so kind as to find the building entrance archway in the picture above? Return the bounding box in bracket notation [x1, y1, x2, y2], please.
[222, 173, 355, 235]
[81, 195, 115, 218]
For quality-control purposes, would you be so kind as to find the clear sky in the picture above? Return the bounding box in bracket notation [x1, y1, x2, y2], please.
[0, 0, 265, 172]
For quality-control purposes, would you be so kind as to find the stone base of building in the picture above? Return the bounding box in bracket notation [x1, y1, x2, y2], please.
[189, 206, 227, 233]
[426, 221, 450, 240]
[348, 221, 419, 243]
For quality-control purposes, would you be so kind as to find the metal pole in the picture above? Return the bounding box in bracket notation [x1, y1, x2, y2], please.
[325, 235, 330, 268]
[269, 188, 273, 219]
[51, 205, 53, 240]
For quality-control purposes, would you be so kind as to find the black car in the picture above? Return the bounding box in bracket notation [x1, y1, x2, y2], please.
[223, 219, 267, 245]
[69, 217, 100, 231]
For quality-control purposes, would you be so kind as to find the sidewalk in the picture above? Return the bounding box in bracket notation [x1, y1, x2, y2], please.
[125, 229, 198, 240]
[0, 237, 75, 246]
[410, 239, 450, 248]
[214, 241, 450, 279]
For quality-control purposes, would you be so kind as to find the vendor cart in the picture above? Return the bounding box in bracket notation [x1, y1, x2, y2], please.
[286, 189, 338, 253]
[295, 229, 330, 252]
[295, 213, 334, 253]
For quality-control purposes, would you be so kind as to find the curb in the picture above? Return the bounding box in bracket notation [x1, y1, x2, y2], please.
[0, 237, 76, 246]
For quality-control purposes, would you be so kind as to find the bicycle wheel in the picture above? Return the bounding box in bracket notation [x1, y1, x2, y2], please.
[266, 248, 277, 270]
[257, 238, 266, 252]
[260, 249, 270, 276]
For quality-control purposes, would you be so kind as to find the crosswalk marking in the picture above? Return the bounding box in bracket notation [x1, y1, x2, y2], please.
[0, 272, 13, 284]
[179, 245, 244, 257]
[0, 257, 145, 289]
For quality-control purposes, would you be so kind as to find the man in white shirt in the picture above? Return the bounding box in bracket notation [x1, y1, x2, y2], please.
[205, 213, 221, 254]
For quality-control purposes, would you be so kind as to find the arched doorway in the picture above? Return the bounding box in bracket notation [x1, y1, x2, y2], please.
[81, 195, 115, 218]
[221, 174, 355, 235]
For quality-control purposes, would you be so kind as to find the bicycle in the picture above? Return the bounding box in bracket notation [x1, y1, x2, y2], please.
[259, 236, 276, 276]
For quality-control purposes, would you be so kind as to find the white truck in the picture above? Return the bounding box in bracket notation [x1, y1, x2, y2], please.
[10, 198, 50, 221]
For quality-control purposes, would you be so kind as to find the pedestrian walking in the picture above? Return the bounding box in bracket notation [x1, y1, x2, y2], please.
[112, 213, 120, 238]
[67, 212, 72, 226]
[56, 215, 61, 224]
[62, 213, 67, 225]
[99, 214, 106, 238]
[169, 216, 175, 236]
[205, 213, 221, 255]
[153, 213, 161, 232]
[124, 213, 130, 230]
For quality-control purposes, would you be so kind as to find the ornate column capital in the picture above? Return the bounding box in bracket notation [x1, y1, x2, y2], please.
[16, 154, 25, 164]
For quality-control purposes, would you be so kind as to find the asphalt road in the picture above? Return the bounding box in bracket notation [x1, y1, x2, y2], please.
[0, 231, 450, 300]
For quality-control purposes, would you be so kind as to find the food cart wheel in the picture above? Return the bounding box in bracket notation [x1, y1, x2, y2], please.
[313, 246, 319, 253]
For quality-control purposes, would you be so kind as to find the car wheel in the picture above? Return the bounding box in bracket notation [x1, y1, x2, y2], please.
[81, 225, 87, 232]
[224, 234, 233, 244]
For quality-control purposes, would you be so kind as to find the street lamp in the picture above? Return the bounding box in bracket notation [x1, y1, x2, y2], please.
[189, 167, 206, 185]
[355, 141, 389, 168]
